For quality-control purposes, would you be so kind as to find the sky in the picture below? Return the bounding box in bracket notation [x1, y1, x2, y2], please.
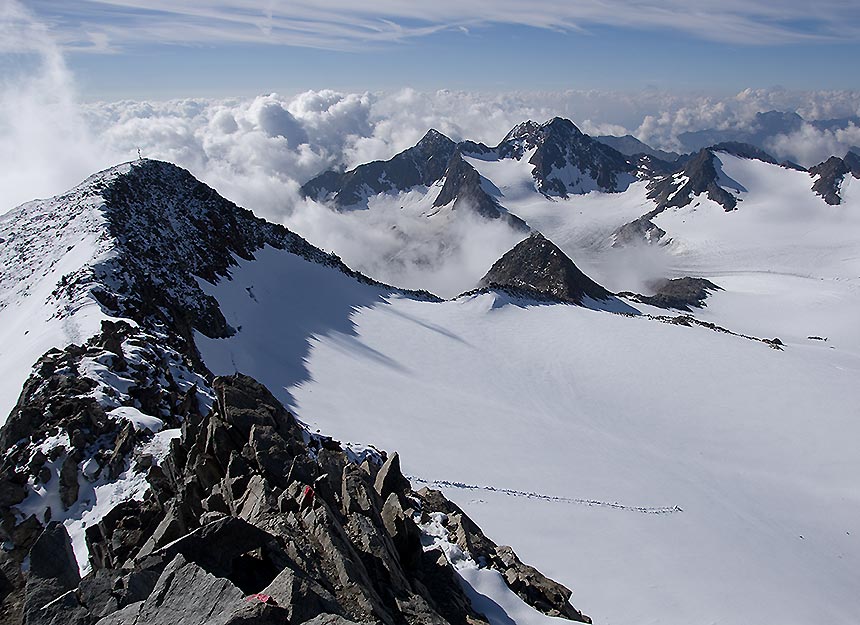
[9, 0, 860, 99]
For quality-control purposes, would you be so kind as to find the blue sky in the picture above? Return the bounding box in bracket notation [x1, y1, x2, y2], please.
[9, 0, 860, 100]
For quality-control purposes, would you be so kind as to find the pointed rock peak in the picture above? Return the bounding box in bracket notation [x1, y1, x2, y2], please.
[541, 116, 582, 135]
[433, 153, 529, 230]
[415, 128, 455, 151]
[479, 232, 610, 304]
[502, 120, 541, 143]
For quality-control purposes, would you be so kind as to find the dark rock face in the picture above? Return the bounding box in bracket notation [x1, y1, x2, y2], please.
[432, 153, 529, 230]
[809, 151, 860, 205]
[301, 130, 457, 208]
[479, 232, 610, 304]
[619, 277, 722, 311]
[98, 161, 387, 356]
[647, 148, 738, 212]
[495, 118, 635, 197]
[301, 131, 528, 229]
[415, 489, 591, 623]
[23, 523, 84, 625]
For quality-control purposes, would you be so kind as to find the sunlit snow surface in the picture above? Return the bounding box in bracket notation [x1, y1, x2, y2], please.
[199, 153, 860, 624]
[0, 164, 132, 420]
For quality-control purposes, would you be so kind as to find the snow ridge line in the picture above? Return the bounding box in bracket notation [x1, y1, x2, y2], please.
[408, 476, 683, 514]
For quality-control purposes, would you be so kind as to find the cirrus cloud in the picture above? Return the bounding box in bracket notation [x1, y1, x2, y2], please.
[22, 0, 860, 52]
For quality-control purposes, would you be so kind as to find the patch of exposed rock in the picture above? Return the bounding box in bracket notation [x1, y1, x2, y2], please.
[619, 277, 722, 311]
[809, 151, 860, 205]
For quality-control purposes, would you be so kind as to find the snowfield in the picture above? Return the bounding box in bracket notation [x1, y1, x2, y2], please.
[196, 151, 860, 624]
[198, 246, 860, 625]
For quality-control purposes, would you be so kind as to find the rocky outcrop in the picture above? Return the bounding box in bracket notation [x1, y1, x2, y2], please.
[809, 151, 860, 205]
[301, 130, 458, 208]
[495, 118, 636, 196]
[619, 277, 722, 311]
[1, 374, 591, 625]
[647, 148, 739, 212]
[478, 232, 610, 304]
[432, 152, 529, 230]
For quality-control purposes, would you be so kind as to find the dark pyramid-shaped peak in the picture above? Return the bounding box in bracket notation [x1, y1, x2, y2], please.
[479, 232, 610, 304]
[414, 128, 456, 153]
[543, 116, 582, 135]
[301, 130, 457, 208]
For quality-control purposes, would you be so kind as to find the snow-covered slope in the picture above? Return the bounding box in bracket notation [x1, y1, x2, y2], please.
[199, 258, 860, 624]
[196, 146, 860, 624]
[0, 165, 130, 422]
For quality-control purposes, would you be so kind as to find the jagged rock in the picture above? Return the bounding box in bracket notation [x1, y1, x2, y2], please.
[126, 554, 245, 625]
[619, 277, 722, 311]
[301, 129, 458, 208]
[648, 148, 738, 212]
[373, 452, 410, 502]
[478, 232, 611, 304]
[219, 600, 290, 625]
[491, 545, 590, 622]
[23, 523, 81, 624]
[136, 500, 190, 559]
[611, 213, 668, 247]
[93, 602, 143, 625]
[380, 493, 422, 571]
[6, 370, 589, 625]
[341, 464, 379, 517]
[432, 152, 528, 230]
[260, 567, 340, 623]
[809, 152, 860, 205]
[417, 487, 591, 623]
[495, 118, 635, 196]
[302, 615, 373, 625]
[0, 479, 27, 509]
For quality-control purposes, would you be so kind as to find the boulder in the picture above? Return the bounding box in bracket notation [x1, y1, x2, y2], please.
[23, 523, 81, 623]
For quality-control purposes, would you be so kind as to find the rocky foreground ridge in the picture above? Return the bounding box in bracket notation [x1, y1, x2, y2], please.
[1, 369, 590, 625]
[0, 160, 590, 625]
